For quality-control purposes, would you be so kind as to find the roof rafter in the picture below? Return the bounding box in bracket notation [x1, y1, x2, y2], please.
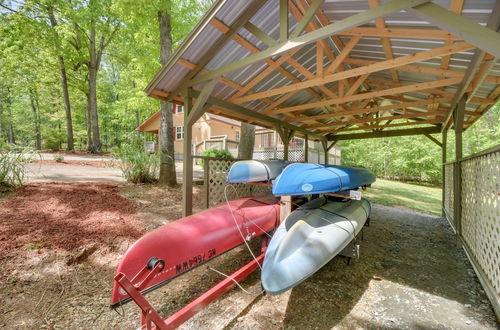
[184, 0, 431, 87]
[267, 77, 461, 115]
[337, 27, 462, 40]
[307, 110, 447, 129]
[284, 97, 452, 122]
[232, 42, 474, 104]
[368, 0, 399, 83]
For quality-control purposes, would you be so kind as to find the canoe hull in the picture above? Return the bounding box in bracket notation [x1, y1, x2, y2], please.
[272, 164, 376, 196]
[111, 194, 280, 307]
[262, 197, 371, 294]
[227, 160, 289, 183]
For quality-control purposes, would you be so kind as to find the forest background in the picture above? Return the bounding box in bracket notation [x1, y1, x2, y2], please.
[1, 0, 498, 185]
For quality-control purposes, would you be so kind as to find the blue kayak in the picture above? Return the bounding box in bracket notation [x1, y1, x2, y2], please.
[272, 163, 375, 196]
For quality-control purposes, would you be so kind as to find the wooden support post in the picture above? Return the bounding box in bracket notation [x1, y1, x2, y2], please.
[203, 158, 209, 210]
[277, 127, 295, 161]
[321, 139, 337, 165]
[273, 131, 278, 159]
[453, 95, 466, 235]
[182, 88, 194, 217]
[321, 139, 328, 164]
[304, 135, 309, 162]
[441, 129, 447, 217]
[280, 195, 292, 222]
[317, 141, 320, 163]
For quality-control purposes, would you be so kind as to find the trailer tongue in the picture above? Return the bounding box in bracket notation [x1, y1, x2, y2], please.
[111, 193, 280, 328]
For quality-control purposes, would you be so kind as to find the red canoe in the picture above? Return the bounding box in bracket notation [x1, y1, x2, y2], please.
[111, 193, 280, 307]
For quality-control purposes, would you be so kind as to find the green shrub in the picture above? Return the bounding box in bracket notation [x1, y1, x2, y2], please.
[200, 148, 233, 166]
[44, 130, 64, 151]
[54, 154, 64, 163]
[113, 142, 160, 183]
[0, 148, 29, 189]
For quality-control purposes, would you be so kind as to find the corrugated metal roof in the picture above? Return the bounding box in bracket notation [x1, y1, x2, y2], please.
[146, 0, 500, 138]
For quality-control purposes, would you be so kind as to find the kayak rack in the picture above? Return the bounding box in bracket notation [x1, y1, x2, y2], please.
[113, 237, 270, 329]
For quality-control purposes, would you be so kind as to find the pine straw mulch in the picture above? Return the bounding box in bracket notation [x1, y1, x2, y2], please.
[0, 183, 144, 257]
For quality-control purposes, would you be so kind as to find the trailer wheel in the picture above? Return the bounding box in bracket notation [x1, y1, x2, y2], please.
[147, 257, 165, 270]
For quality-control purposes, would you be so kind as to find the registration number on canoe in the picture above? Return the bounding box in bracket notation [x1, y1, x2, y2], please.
[175, 248, 216, 274]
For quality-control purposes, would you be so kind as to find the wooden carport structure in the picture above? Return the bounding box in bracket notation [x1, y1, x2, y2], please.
[145, 0, 500, 318]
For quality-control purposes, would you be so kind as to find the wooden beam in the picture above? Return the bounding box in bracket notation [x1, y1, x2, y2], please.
[439, 0, 464, 72]
[267, 78, 461, 115]
[232, 42, 474, 104]
[440, 0, 500, 131]
[337, 27, 462, 40]
[304, 134, 309, 162]
[290, 0, 325, 38]
[332, 120, 442, 133]
[208, 19, 323, 101]
[277, 127, 295, 160]
[325, 35, 361, 73]
[368, 0, 399, 83]
[144, 0, 229, 95]
[452, 95, 466, 234]
[244, 22, 277, 47]
[284, 97, 452, 122]
[424, 132, 443, 147]
[185, 0, 431, 87]
[467, 55, 497, 102]
[182, 88, 194, 217]
[332, 126, 442, 140]
[168, 0, 268, 99]
[441, 129, 447, 217]
[409, 2, 500, 57]
[280, 0, 289, 42]
[176, 58, 279, 107]
[190, 90, 324, 139]
[186, 79, 218, 125]
[309, 110, 446, 129]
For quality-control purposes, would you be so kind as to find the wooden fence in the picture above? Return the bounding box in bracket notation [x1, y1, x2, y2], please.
[443, 144, 500, 315]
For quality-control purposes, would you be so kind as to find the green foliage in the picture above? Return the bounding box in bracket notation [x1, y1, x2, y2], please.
[0, 0, 207, 152]
[113, 141, 160, 183]
[362, 179, 442, 216]
[54, 154, 64, 163]
[0, 148, 29, 188]
[200, 148, 234, 166]
[340, 134, 442, 184]
[44, 130, 64, 151]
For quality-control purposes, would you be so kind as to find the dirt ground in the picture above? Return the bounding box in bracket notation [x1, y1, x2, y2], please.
[31, 160, 117, 168]
[0, 183, 498, 329]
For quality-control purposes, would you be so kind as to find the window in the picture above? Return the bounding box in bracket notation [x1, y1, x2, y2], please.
[176, 105, 184, 113]
[235, 131, 240, 141]
[175, 126, 184, 140]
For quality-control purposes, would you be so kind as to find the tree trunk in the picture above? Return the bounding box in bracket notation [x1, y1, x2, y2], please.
[85, 92, 93, 152]
[158, 7, 177, 186]
[135, 110, 140, 140]
[28, 89, 42, 150]
[87, 27, 101, 153]
[58, 56, 75, 150]
[238, 123, 255, 159]
[4, 90, 15, 144]
[48, 8, 74, 151]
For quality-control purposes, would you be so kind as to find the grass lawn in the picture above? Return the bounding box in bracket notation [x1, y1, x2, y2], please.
[363, 178, 442, 216]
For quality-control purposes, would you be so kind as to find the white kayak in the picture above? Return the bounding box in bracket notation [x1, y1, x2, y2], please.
[227, 159, 289, 183]
[262, 196, 371, 294]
